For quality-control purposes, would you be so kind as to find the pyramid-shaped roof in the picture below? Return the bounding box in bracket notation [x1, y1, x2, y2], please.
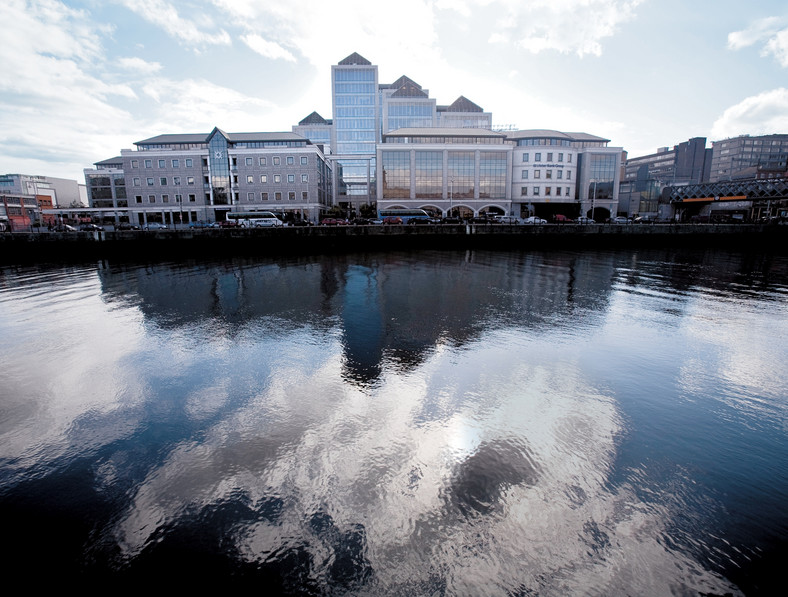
[392, 82, 428, 98]
[446, 96, 484, 113]
[390, 75, 422, 90]
[338, 52, 371, 65]
[298, 111, 331, 125]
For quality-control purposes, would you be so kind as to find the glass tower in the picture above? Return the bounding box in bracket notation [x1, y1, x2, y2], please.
[331, 53, 378, 214]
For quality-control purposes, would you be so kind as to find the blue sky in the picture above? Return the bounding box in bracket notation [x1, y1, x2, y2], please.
[1, 0, 787, 183]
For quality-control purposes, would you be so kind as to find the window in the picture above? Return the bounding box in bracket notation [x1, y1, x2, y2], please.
[149, 195, 156, 203]
[521, 170, 528, 180]
[175, 194, 182, 203]
[288, 191, 295, 200]
[185, 158, 193, 167]
[533, 187, 540, 196]
[568, 154, 572, 163]
[186, 176, 195, 185]
[147, 177, 154, 186]
[133, 177, 141, 186]
[556, 187, 562, 196]
[301, 156, 308, 165]
[162, 194, 169, 203]
[259, 157, 266, 166]
[566, 187, 570, 196]
[534, 170, 541, 179]
[247, 175, 254, 184]
[261, 174, 267, 183]
[189, 194, 196, 202]
[520, 187, 528, 196]
[262, 192, 268, 200]
[247, 192, 254, 201]
[545, 187, 552, 196]
[160, 177, 167, 185]
[245, 157, 253, 166]
[535, 153, 541, 161]
[558, 153, 563, 162]
[131, 159, 139, 168]
[547, 153, 553, 162]
[231, 157, 237, 167]
[158, 159, 165, 168]
[145, 159, 152, 168]
[302, 191, 308, 201]
[273, 157, 280, 165]
[275, 192, 282, 200]
[546, 171, 552, 179]
[203, 176, 209, 184]
[557, 170, 563, 180]
[174, 176, 181, 185]
[522, 153, 529, 162]
[287, 174, 295, 183]
[172, 159, 179, 168]
[567, 171, 571, 180]
[301, 174, 308, 183]
[135, 195, 142, 204]
[287, 156, 294, 165]
[274, 174, 281, 183]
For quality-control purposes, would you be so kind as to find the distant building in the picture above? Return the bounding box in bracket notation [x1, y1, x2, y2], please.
[619, 137, 711, 217]
[292, 111, 332, 155]
[0, 173, 82, 208]
[708, 134, 788, 182]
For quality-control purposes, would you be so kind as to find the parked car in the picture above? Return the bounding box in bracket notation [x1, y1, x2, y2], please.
[382, 216, 402, 225]
[441, 217, 462, 224]
[523, 216, 547, 224]
[368, 218, 384, 225]
[79, 223, 104, 231]
[116, 222, 141, 230]
[217, 220, 239, 228]
[493, 216, 522, 225]
[611, 216, 631, 224]
[188, 220, 213, 229]
[54, 224, 77, 232]
[553, 214, 573, 223]
[575, 217, 596, 224]
[145, 222, 168, 230]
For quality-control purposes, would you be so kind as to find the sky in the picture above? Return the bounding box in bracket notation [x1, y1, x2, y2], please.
[1, 0, 787, 183]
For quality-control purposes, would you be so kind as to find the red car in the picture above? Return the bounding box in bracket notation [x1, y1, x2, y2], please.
[553, 214, 574, 223]
[382, 216, 403, 225]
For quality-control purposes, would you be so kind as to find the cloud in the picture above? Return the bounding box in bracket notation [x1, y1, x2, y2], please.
[241, 34, 296, 62]
[116, 0, 231, 48]
[728, 16, 788, 67]
[118, 57, 163, 73]
[486, 0, 644, 57]
[711, 88, 788, 140]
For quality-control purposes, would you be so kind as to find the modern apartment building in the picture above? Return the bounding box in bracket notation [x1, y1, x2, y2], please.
[708, 134, 788, 182]
[85, 128, 332, 226]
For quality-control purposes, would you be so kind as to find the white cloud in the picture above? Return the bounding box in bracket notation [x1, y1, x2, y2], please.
[241, 34, 296, 62]
[728, 17, 788, 67]
[487, 0, 644, 57]
[118, 57, 163, 73]
[711, 88, 788, 140]
[116, 0, 231, 48]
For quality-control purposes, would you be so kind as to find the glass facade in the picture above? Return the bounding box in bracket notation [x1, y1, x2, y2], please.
[387, 102, 433, 131]
[414, 151, 442, 199]
[334, 68, 377, 155]
[382, 151, 410, 198]
[208, 132, 231, 205]
[479, 152, 507, 199]
[585, 154, 617, 200]
[448, 152, 475, 199]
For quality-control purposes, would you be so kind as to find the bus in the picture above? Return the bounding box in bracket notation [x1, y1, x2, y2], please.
[226, 211, 283, 227]
[377, 208, 432, 224]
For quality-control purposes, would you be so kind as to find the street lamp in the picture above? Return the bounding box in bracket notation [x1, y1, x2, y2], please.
[592, 179, 597, 221]
[449, 177, 454, 217]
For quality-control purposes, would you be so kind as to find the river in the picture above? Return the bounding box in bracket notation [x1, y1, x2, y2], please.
[0, 248, 786, 594]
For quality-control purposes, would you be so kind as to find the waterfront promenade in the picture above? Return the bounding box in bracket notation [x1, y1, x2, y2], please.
[0, 222, 785, 262]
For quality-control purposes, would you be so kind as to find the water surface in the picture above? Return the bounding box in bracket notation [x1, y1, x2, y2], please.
[0, 249, 786, 594]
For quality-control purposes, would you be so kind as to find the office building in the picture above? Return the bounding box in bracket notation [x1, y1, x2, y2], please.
[709, 134, 788, 182]
[84, 128, 331, 226]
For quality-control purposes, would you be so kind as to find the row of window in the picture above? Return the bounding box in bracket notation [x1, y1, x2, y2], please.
[133, 173, 311, 187]
[129, 156, 311, 169]
[132, 192, 311, 204]
[522, 152, 572, 163]
[134, 194, 197, 204]
[520, 186, 573, 197]
[521, 169, 572, 180]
